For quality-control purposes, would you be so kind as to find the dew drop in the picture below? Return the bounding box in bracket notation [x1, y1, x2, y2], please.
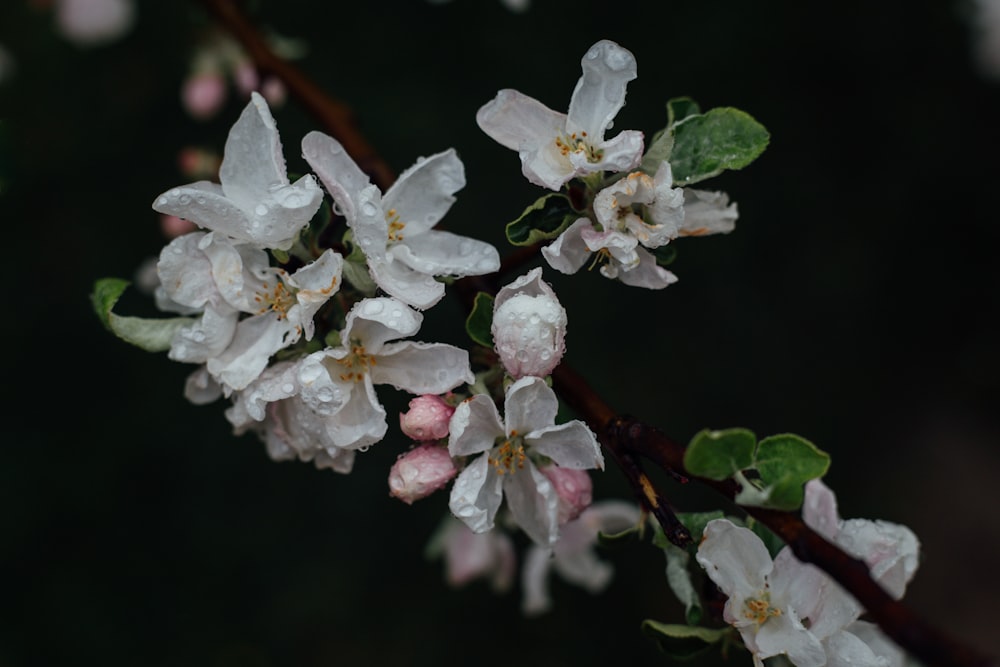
[157, 197, 168, 207]
[360, 202, 378, 216]
[178, 194, 192, 205]
[255, 204, 268, 216]
[358, 445, 371, 453]
[363, 300, 384, 315]
[281, 382, 295, 394]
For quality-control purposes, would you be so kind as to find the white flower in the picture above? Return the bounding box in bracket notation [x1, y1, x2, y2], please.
[153, 92, 323, 251]
[802, 479, 920, 600]
[477, 39, 644, 191]
[296, 296, 473, 454]
[156, 231, 343, 392]
[448, 376, 604, 546]
[798, 479, 919, 666]
[428, 517, 517, 593]
[697, 484, 920, 667]
[225, 358, 357, 473]
[541, 162, 739, 289]
[301, 131, 500, 309]
[696, 519, 828, 667]
[491, 268, 567, 379]
[543, 218, 678, 289]
[522, 500, 640, 615]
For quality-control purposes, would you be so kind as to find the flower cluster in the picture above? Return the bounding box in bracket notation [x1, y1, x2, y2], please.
[125, 81, 611, 563]
[478, 40, 740, 289]
[95, 32, 922, 664]
[696, 480, 919, 667]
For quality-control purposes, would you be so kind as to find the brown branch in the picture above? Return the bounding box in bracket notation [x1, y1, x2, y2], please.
[197, 3, 998, 666]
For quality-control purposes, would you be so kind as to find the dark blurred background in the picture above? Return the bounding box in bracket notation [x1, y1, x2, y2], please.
[2, 0, 999, 665]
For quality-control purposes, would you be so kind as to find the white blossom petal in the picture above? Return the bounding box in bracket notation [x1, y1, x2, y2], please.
[504, 376, 559, 435]
[566, 40, 637, 140]
[392, 230, 500, 277]
[449, 454, 504, 533]
[301, 130, 372, 221]
[504, 460, 559, 546]
[541, 218, 593, 274]
[370, 341, 474, 394]
[448, 394, 505, 457]
[616, 247, 678, 289]
[383, 149, 465, 235]
[526, 421, 603, 470]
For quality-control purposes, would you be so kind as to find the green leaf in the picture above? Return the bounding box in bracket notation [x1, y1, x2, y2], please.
[749, 433, 830, 510]
[465, 292, 495, 348]
[505, 192, 577, 246]
[639, 98, 703, 174]
[667, 96, 702, 126]
[669, 107, 770, 185]
[90, 278, 194, 353]
[641, 621, 729, 661]
[683, 428, 757, 480]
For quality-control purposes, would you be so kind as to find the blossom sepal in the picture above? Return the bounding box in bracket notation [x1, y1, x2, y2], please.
[90, 278, 195, 352]
[465, 291, 495, 348]
[505, 192, 578, 246]
[640, 621, 732, 663]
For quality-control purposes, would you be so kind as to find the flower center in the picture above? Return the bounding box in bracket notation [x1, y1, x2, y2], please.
[335, 341, 377, 382]
[386, 208, 406, 242]
[253, 274, 297, 320]
[554, 131, 603, 163]
[743, 592, 782, 627]
[489, 432, 526, 475]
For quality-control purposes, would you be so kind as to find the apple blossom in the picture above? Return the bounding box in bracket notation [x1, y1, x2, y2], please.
[696, 519, 827, 667]
[448, 376, 604, 546]
[428, 517, 516, 593]
[153, 92, 323, 250]
[302, 131, 500, 309]
[156, 231, 343, 392]
[476, 39, 644, 190]
[491, 268, 567, 379]
[284, 296, 474, 454]
[541, 162, 740, 289]
[388, 443, 458, 504]
[522, 500, 640, 615]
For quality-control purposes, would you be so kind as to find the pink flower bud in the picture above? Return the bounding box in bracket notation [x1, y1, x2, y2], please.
[492, 267, 567, 379]
[541, 465, 593, 524]
[260, 76, 288, 108]
[399, 394, 455, 441]
[182, 71, 227, 120]
[232, 61, 259, 97]
[388, 443, 457, 505]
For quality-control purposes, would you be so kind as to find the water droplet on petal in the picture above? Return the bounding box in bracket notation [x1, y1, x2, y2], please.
[281, 382, 295, 394]
[363, 300, 384, 315]
[178, 194, 192, 205]
[255, 203, 268, 216]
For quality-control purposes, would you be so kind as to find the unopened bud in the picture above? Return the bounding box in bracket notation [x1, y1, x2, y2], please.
[399, 394, 455, 441]
[492, 267, 567, 379]
[182, 71, 227, 120]
[540, 465, 593, 524]
[388, 443, 457, 505]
